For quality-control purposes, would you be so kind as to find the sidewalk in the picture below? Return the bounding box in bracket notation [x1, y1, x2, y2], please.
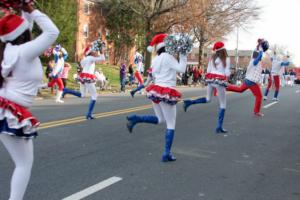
[35, 85, 206, 100]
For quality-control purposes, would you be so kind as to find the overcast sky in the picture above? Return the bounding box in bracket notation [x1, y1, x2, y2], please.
[226, 0, 300, 66]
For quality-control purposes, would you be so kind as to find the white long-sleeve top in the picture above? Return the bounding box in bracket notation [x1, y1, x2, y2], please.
[207, 57, 231, 77]
[271, 57, 285, 75]
[0, 10, 59, 108]
[80, 54, 105, 75]
[152, 53, 187, 88]
[245, 60, 262, 83]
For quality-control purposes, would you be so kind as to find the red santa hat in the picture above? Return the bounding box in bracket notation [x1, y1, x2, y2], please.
[147, 33, 168, 52]
[212, 41, 225, 52]
[0, 14, 29, 42]
[83, 46, 92, 56]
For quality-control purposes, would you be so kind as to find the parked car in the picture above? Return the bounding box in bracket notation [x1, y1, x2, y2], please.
[293, 67, 300, 84]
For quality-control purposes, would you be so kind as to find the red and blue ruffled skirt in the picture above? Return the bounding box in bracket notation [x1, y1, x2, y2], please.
[0, 97, 39, 139]
[146, 84, 181, 105]
[78, 73, 97, 84]
[205, 73, 228, 87]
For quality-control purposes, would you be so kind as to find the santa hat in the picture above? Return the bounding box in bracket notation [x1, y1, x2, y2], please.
[0, 14, 29, 42]
[83, 46, 92, 56]
[147, 33, 168, 52]
[212, 41, 225, 52]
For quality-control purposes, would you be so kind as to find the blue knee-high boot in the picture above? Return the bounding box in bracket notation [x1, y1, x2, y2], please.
[274, 90, 279, 99]
[162, 129, 176, 162]
[86, 100, 96, 120]
[183, 97, 207, 112]
[126, 115, 158, 133]
[216, 108, 227, 134]
[264, 89, 269, 98]
[130, 84, 145, 98]
[63, 88, 82, 98]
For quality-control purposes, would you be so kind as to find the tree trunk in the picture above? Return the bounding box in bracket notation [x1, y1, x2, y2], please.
[198, 29, 207, 70]
[144, 20, 153, 75]
[198, 41, 203, 67]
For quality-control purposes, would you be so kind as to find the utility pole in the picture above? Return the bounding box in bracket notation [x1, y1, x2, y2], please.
[235, 26, 239, 69]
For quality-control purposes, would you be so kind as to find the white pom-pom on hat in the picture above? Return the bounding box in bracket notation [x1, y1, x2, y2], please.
[147, 46, 153, 53]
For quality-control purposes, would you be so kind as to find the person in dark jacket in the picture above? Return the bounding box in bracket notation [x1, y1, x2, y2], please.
[120, 63, 127, 92]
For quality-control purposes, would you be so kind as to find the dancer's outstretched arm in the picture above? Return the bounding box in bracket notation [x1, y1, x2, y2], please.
[253, 51, 263, 66]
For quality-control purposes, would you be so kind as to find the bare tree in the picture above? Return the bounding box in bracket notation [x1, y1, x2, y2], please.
[187, 0, 260, 66]
[113, 0, 190, 69]
[92, 0, 260, 69]
[269, 44, 288, 57]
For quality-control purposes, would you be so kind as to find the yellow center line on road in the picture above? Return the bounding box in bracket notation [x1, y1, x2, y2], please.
[38, 104, 153, 130]
[38, 95, 205, 130]
[38, 90, 240, 131]
[38, 92, 236, 130]
[39, 104, 151, 127]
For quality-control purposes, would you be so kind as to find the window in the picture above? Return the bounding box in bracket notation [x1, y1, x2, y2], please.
[83, 24, 89, 38]
[84, 1, 90, 15]
[106, 29, 110, 37]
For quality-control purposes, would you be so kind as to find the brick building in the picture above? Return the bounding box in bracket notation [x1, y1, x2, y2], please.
[76, 0, 135, 64]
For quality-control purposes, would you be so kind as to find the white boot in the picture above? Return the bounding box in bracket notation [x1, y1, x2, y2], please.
[55, 91, 64, 103]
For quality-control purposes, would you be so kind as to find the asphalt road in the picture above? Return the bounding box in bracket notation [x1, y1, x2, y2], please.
[0, 85, 300, 200]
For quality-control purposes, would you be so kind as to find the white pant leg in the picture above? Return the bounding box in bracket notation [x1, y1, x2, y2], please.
[265, 74, 269, 85]
[0, 135, 33, 200]
[152, 102, 165, 124]
[159, 102, 177, 130]
[281, 75, 285, 86]
[80, 83, 87, 98]
[86, 83, 98, 100]
[206, 84, 214, 102]
[291, 76, 295, 86]
[215, 85, 226, 109]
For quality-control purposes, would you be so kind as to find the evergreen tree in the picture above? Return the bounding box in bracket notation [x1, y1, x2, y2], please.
[36, 0, 77, 61]
[102, 0, 145, 64]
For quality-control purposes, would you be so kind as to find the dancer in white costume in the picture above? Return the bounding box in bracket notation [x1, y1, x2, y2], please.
[126, 33, 187, 162]
[263, 53, 289, 101]
[183, 41, 230, 133]
[62, 46, 105, 119]
[0, 3, 59, 199]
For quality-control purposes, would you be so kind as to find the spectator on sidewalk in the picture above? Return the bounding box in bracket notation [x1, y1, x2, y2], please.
[60, 62, 71, 87]
[120, 63, 127, 92]
[198, 66, 204, 83]
[45, 60, 55, 94]
[128, 64, 134, 86]
[45, 60, 54, 79]
[192, 65, 200, 86]
[95, 69, 108, 90]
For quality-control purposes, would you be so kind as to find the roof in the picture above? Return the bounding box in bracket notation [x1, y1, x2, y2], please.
[190, 48, 253, 57]
[227, 50, 253, 57]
